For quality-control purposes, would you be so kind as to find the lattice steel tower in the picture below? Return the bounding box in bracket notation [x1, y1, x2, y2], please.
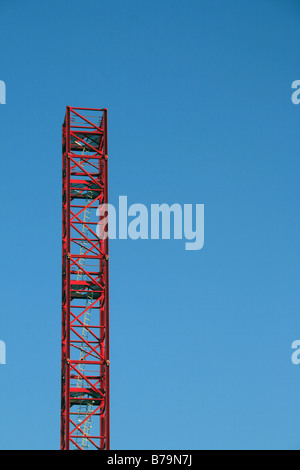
[61, 107, 110, 450]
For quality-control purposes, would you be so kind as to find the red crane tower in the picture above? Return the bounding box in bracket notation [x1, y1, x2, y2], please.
[61, 107, 110, 450]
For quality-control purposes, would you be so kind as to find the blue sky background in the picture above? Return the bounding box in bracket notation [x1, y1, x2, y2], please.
[0, 0, 300, 450]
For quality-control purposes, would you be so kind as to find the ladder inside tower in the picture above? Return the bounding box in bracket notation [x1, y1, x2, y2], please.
[72, 143, 97, 450]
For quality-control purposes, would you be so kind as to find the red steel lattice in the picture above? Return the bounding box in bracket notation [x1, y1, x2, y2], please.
[61, 107, 110, 450]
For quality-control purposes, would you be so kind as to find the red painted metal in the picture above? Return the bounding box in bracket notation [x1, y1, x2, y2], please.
[61, 107, 109, 450]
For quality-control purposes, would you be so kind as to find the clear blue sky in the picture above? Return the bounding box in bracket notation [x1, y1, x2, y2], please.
[0, 0, 300, 450]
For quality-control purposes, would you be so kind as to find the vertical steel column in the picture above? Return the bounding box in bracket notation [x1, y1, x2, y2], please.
[61, 107, 109, 450]
[104, 108, 110, 451]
